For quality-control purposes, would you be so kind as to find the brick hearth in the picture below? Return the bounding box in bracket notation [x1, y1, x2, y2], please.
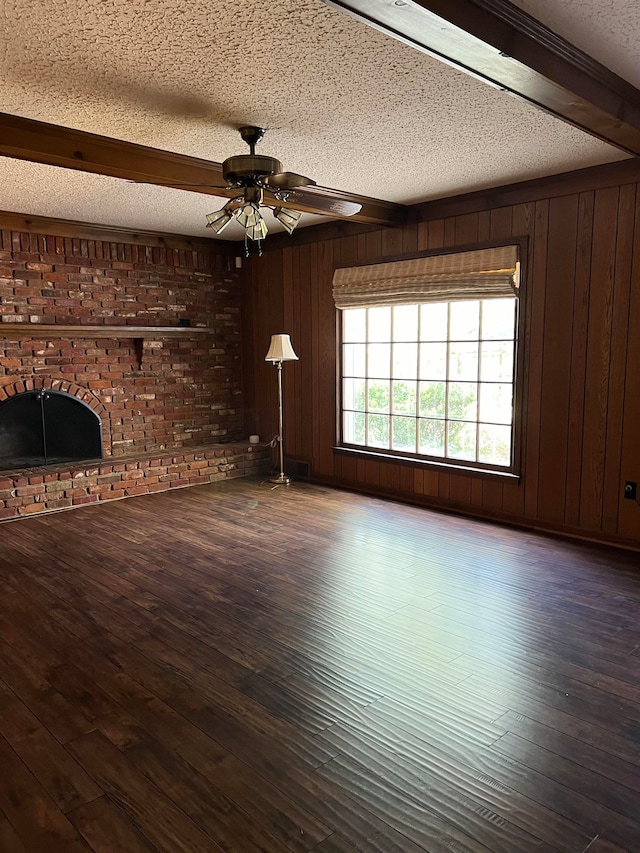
[0, 443, 270, 520]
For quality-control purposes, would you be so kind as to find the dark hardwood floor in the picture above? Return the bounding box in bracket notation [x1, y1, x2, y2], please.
[0, 476, 639, 853]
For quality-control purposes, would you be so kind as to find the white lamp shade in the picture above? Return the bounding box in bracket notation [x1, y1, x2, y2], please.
[265, 334, 299, 362]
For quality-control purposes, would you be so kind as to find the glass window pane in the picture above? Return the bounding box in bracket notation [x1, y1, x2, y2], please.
[343, 411, 366, 445]
[479, 383, 513, 425]
[420, 303, 448, 341]
[449, 301, 479, 341]
[368, 380, 390, 413]
[368, 343, 391, 378]
[481, 341, 514, 382]
[393, 305, 418, 342]
[368, 414, 389, 448]
[340, 287, 517, 468]
[368, 306, 391, 342]
[343, 343, 366, 377]
[448, 382, 477, 421]
[392, 343, 418, 379]
[419, 342, 447, 380]
[448, 421, 477, 461]
[419, 381, 446, 418]
[482, 298, 516, 340]
[419, 418, 445, 456]
[343, 308, 366, 342]
[479, 423, 512, 466]
[392, 416, 416, 452]
[392, 380, 416, 414]
[343, 378, 366, 412]
[449, 341, 478, 381]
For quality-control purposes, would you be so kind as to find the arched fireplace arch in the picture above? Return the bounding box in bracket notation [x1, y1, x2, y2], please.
[0, 387, 104, 471]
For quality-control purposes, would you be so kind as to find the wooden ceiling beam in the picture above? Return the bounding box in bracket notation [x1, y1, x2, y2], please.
[0, 112, 406, 227]
[323, 0, 640, 154]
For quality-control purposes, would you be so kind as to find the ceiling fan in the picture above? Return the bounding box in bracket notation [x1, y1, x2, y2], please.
[174, 125, 363, 253]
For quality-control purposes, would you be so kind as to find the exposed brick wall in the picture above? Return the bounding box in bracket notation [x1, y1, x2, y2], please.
[0, 228, 244, 456]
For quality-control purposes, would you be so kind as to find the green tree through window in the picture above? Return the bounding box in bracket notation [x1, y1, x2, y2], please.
[341, 299, 517, 469]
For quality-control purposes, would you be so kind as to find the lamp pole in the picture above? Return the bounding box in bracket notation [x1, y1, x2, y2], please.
[264, 333, 298, 485]
[271, 358, 289, 485]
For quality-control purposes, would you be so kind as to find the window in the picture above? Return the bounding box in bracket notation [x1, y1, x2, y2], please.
[335, 246, 520, 472]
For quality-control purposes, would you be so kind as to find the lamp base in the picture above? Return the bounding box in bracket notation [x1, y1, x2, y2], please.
[269, 473, 291, 485]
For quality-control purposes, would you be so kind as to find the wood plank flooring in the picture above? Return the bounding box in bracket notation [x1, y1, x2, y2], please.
[0, 476, 639, 852]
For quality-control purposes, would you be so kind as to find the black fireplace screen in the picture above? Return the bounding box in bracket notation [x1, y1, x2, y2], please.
[0, 390, 103, 471]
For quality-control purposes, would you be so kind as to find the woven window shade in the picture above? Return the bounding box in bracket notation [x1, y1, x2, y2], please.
[332, 245, 519, 309]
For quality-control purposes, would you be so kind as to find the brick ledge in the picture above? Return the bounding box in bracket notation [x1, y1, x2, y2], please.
[0, 442, 271, 520]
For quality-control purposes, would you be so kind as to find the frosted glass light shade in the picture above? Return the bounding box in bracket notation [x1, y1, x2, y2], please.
[205, 207, 233, 234]
[236, 203, 261, 228]
[246, 217, 268, 241]
[273, 207, 302, 235]
[265, 334, 298, 362]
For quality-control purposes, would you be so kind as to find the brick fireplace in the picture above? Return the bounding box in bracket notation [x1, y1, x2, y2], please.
[0, 222, 269, 519]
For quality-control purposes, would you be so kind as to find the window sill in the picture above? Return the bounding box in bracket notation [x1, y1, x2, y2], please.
[333, 445, 520, 481]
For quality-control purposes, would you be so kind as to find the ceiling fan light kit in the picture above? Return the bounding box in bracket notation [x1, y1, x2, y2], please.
[205, 125, 322, 254]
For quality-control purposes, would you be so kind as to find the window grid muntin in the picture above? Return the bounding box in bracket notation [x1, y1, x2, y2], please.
[341, 298, 516, 468]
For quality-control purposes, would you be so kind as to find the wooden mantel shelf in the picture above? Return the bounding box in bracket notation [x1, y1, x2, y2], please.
[0, 324, 211, 339]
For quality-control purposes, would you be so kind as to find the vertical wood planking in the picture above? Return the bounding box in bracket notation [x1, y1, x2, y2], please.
[489, 206, 513, 241]
[316, 240, 337, 478]
[601, 184, 636, 534]
[363, 230, 382, 263]
[523, 200, 549, 519]
[425, 219, 444, 251]
[449, 474, 472, 506]
[423, 469, 440, 498]
[311, 240, 321, 473]
[402, 222, 419, 255]
[299, 243, 314, 463]
[478, 210, 491, 242]
[511, 203, 534, 237]
[454, 213, 479, 245]
[379, 460, 400, 493]
[579, 187, 619, 531]
[443, 217, 456, 245]
[240, 260, 258, 437]
[502, 202, 535, 517]
[564, 191, 594, 527]
[381, 224, 404, 258]
[282, 247, 297, 456]
[399, 464, 414, 495]
[251, 249, 285, 440]
[536, 195, 579, 524]
[617, 184, 640, 540]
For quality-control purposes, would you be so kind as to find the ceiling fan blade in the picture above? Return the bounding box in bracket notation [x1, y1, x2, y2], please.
[130, 179, 231, 191]
[263, 171, 316, 190]
[290, 194, 362, 217]
[277, 185, 406, 225]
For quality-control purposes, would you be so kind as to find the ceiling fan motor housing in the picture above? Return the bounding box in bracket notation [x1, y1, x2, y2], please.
[223, 154, 283, 184]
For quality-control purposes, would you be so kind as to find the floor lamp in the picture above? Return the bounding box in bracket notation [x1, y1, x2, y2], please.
[265, 334, 298, 485]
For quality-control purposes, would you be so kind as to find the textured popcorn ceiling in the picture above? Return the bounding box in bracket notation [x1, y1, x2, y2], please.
[0, 0, 628, 238]
[509, 0, 640, 88]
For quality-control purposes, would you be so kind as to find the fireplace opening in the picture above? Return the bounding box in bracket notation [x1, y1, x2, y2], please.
[0, 390, 103, 471]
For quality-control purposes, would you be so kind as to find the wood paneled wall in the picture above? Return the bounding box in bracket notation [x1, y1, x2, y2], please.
[242, 171, 640, 549]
